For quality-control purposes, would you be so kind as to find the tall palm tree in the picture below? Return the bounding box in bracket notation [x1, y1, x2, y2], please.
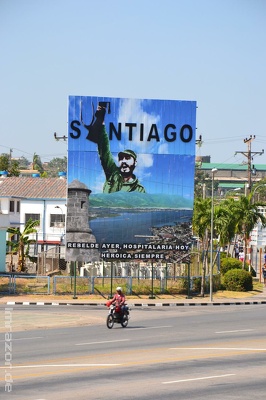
[230, 194, 266, 265]
[7, 219, 39, 272]
[193, 193, 266, 293]
[215, 198, 239, 255]
[32, 153, 44, 173]
[192, 198, 211, 296]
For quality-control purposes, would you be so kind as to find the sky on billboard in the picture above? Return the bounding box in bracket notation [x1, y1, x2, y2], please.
[68, 96, 196, 200]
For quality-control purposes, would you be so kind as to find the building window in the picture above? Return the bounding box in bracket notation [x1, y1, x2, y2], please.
[25, 214, 40, 225]
[16, 201, 20, 213]
[9, 200, 15, 212]
[50, 214, 65, 228]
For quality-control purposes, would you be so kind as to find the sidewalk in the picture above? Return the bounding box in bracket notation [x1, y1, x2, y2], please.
[1, 287, 266, 307]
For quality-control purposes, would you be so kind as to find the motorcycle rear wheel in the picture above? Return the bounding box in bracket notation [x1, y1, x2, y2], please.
[121, 314, 128, 328]
[107, 314, 114, 329]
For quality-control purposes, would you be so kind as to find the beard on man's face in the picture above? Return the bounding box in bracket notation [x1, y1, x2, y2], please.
[120, 162, 135, 177]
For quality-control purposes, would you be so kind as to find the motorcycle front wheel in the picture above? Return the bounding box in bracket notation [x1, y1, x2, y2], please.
[121, 314, 128, 328]
[106, 314, 114, 329]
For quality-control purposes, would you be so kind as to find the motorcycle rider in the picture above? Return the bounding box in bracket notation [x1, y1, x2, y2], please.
[110, 287, 127, 315]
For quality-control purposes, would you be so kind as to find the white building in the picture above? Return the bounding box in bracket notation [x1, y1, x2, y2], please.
[250, 206, 266, 249]
[0, 175, 67, 272]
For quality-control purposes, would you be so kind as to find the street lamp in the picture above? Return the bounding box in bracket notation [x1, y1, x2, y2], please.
[226, 187, 241, 197]
[210, 168, 218, 302]
[54, 205, 65, 282]
[252, 184, 266, 203]
[55, 205, 64, 223]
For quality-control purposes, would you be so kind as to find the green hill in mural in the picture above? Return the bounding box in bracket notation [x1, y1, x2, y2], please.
[90, 192, 193, 209]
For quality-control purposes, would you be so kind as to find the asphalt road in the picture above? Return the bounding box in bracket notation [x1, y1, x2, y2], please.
[1, 305, 266, 399]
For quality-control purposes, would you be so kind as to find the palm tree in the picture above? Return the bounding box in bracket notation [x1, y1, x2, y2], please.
[215, 198, 240, 255]
[32, 153, 44, 174]
[7, 219, 39, 272]
[230, 194, 266, 266]
[193, 193, 266, 294]
[192, 198, 212, 296]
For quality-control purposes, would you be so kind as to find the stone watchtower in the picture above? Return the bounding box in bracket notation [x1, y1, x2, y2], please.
[65, 179, 99, 262]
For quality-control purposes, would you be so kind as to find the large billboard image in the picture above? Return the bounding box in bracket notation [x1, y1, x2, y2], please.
[66, 96, 197, 262]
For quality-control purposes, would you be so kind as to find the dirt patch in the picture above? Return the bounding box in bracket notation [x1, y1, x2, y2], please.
[0, 309, 105, 332]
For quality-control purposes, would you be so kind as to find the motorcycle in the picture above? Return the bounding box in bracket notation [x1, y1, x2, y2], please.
[106, 300, 130, 329]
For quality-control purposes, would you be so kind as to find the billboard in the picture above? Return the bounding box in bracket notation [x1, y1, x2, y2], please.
[66, 96, 196, 262]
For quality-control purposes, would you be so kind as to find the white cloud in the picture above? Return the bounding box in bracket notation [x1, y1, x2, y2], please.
[117, 98, 164, 155]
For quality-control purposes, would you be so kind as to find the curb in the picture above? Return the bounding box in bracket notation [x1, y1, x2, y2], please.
[5, 300, 266, 307]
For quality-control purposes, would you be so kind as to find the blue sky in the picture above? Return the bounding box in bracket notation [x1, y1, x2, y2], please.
[1, 0, 266, 168]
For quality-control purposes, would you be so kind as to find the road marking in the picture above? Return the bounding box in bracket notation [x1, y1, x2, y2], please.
[162, 373, 235, 384]
[0, 363, 120, 369]
[0, 336, 43, 342]
[216, 329, 253, 333]
[75, 339, 130, 346]
[169, 347, 266, 351]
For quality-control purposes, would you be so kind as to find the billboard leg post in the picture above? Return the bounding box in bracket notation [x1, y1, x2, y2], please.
[73, 261, 78, 299]
[186, 262, 192, 299]
[149, 262, 155, 299]
[108, 261, 114, 299]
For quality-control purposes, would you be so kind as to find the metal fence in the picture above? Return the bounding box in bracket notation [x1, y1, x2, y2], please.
[0, 275, 12, 294]
[52, 276, 91, 295]
[37, 247, 67, 275]
[0, 273, 218, 296]
[0, 275, 50, 295]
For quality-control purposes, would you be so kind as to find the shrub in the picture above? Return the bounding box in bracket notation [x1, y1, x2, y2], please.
[193, 277, 201, 292]
[223, 268, 253, 292]
[219, 252, 228, 260]
[220, 257, 242, 275]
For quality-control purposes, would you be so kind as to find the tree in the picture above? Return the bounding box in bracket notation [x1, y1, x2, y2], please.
[45, 156, 67, 177]
[230, 194, 266, 266]
[9, 159, 20, 176]
[0, 153, 9, 171]
[192, 198, 211, 296]
[194, 167, 219, 199]
[18, 156, 30, 169]
[215, 198, 240, 255]
[32, 153, 44, 174]
[0, 153, 20, 176]
[193, 192, 266, 294]
[7, 219, 39, 272]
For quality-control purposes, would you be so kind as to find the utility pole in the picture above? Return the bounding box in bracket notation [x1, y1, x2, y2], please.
[235, 135, 264, 195]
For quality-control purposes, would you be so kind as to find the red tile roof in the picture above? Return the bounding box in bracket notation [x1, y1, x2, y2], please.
[0, 177, 67, 199]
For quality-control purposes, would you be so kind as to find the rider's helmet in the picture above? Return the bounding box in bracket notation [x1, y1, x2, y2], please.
[116, 287, 122, 292]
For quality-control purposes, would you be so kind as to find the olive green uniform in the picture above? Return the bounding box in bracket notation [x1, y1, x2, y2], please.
[97, 126, 145, 193]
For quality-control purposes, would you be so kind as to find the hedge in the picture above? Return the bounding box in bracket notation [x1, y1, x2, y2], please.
[223, 268, 253, 292]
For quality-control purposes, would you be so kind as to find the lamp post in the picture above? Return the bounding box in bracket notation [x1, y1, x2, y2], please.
[226, 187, 241, 197]
[55, 206, 64, 226]
[210, 168, 218, 302]
[252, 184, 266, 203]
[55, 206, 65, 271]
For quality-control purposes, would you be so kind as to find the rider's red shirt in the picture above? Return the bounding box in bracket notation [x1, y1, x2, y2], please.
[112, 293, 125, 306]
